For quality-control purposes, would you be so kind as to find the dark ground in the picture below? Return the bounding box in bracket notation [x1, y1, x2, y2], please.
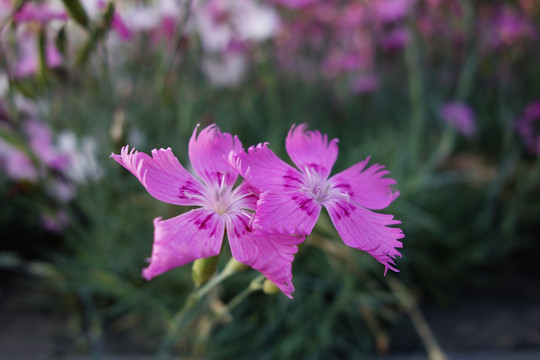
[1, 272, 539, 360]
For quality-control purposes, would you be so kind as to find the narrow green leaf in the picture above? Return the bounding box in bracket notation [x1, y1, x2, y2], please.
[75, 2, 116, 66]
[55, 25, 67, 56]
[61, 0, 90, 29]
[10, 78, 38, 98]
[37, 26, 48, 84]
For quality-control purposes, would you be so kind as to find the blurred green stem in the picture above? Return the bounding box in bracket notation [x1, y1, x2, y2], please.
[405, 9, 425, 165]
[388, 277, 448, 360]
[455, 0, 477, 102]
[158, 257, 247, 359]
[413, 0, 477, 188]
[501, 155, 540, 236]
[0, 1, 28, 78]
[216, 274, 265, 320]
[477, 145, 519, 229]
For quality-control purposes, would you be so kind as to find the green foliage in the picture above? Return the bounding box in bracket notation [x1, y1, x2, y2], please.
[1, 4, 540, 358]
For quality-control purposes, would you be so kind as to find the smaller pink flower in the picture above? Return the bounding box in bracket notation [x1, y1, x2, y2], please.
[112, 124, 303, 298]
[230, 124, 403, 274]
[516, 101, 540, 154]
[440, 102, 476, 137]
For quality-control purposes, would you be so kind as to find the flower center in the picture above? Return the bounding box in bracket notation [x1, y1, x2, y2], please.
[212, 187, 233, 215]
[301, 168, 333, 204]
[201, 172, 253, 216]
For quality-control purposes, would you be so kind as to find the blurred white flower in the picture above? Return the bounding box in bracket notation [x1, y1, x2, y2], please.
[0, 72, 8, 97]
[194, 0, 278, 52]
[56, 131, 104, 184]
[202, 52, 248, 87]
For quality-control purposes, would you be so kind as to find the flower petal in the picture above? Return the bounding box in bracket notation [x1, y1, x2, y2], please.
[325, 199, 403, 274]
[285, 124, 338, 178]
[227, 213, 304, 298]
[111, 146, 206, 206]
[254, 190, 321, 235]
[328, 157, 400, 210]
[143, 209, 225, 280]
[228, 142, 302, 192]
[189, 124, 242, 188]
[230, 180, 259, 212]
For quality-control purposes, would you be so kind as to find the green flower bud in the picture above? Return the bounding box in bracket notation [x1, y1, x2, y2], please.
[262, 279, 279, 295]
[192, 255, 220, 288]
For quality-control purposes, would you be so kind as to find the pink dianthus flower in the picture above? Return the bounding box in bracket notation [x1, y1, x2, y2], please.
[230, 124, 403, 274]
[112, 124, 303, 298]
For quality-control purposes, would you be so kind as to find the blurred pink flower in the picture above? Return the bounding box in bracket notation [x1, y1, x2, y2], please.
[350, 74, 379, 94]
[95, 0, 132, 41]
[516, 102, 540, 154]
[230, 124, 403, 274]
[381, 27, 409, 50]
[111, 9, 132, 41]
[374, 0, 415, 23]
[480, 5, 537, 49]
[112, 124, 303, 298]
[24, 120, 71, 171]
[440, 102, 476, 137]
[0, 136, 38, 181]
[41, 210, 70, 233]
[275, 1, 377, 81]
[15, 30, 63, 78]
[12, 2, 67, 23]
[270, 0, 321, 10]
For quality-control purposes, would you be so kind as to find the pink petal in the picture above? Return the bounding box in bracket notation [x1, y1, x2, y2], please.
[253, 190, 321, 235]
[228, 142, 301, 192]
[112, 11, 133, 41]
[111, 146, 206, 206]
[328, 157, 400, 210]
[285, 124, 338, 178]
[231, 181, 259, 211]
[143, 209, 225, 279]
[325, 199, 403, 274]
[13, 3, 68, 23]
[189, 124, 242, 188]
[227, 213, 304, 298]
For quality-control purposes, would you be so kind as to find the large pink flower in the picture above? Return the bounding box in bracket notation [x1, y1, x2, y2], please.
[112, 124, 303, 298]
[230, 124, 403, 274]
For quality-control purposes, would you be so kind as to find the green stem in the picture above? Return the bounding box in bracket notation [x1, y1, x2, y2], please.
[0, 1, 29, 78]
[455, 0, 477, 102]
[405, 9, 425, 165]
[221, 274, 265, 315]
[157, 257, 244, 358]
[501, 155, 540, 237]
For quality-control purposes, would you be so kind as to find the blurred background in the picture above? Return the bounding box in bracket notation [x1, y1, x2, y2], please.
[1, 0, 539, 359]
